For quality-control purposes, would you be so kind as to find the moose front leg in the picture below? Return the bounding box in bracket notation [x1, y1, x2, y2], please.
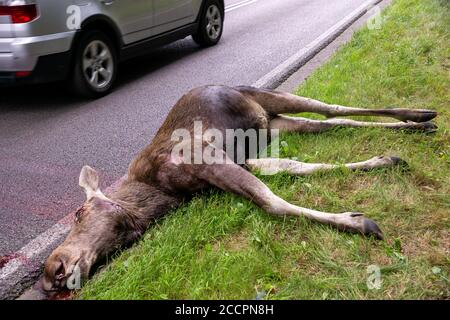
[246, 156, 407, 176]
[190, 155, 383, 240]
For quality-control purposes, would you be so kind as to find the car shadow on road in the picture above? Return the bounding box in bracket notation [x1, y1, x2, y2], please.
[0, 81, 81, 112]
[0, 37, 203, 112]
[114, 37, 202, 90]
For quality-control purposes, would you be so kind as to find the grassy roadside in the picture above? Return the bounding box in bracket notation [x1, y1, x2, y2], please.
[79, 0, 449, 299]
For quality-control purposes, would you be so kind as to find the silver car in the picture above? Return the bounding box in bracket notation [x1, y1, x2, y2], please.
[0, 0, 224, 97]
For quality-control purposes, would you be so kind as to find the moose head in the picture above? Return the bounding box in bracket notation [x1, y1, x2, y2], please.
[42, 166, 137, 291]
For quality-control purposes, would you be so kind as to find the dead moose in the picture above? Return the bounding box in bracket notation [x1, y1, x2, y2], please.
[43, 85, 437, 291]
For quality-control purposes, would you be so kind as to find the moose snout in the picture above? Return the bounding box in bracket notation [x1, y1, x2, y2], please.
[42, 247, 86, 292]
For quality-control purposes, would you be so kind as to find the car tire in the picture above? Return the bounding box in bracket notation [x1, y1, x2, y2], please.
[71, 30, 117, 98]
[192, 0, 224, 47]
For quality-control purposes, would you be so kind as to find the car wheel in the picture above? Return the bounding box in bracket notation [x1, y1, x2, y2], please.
[192, 0, 224, 47]
[71, 30, 117, 98]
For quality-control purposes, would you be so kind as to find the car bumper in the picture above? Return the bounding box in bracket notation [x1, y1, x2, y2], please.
[0, 31, 75, 85]
[0, 50, 72, 85]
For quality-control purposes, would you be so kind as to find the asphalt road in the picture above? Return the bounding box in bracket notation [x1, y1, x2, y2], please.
[0, 0, 369, 256]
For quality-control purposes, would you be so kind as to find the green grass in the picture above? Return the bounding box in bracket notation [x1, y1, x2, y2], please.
[79, 0, 449, 299]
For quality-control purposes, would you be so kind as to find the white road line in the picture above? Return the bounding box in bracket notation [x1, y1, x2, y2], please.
[225, 0, 258, 12]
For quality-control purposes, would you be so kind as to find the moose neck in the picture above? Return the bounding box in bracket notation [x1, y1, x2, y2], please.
[109, 179, 182, 232]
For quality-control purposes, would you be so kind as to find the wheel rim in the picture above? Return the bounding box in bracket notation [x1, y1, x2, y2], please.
[82, 40, 114, 90]
[205, 5, 222, 40]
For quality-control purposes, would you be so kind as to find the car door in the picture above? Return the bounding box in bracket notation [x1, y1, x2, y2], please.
[95, 0, 153, 44]
[152, 0, 195, 35]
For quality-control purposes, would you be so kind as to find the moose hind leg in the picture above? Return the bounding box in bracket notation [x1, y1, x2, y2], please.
[236, 86, 437, 123]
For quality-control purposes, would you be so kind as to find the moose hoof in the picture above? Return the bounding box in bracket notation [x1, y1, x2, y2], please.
[398, 109, 438, 123]
[389, 156, 409, 169]
[420, 121, 438, 133]
[418, 110, 438, 122]
[406, 121, 438, 133]
[361, 217, 384, 240]
[343, 212, 384, 240]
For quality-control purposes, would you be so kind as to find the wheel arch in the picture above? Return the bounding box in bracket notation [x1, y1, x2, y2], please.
[72, 15, 123, 55]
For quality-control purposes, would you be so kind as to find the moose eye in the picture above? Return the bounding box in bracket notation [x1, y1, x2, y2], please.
[75, 207, 85, 223]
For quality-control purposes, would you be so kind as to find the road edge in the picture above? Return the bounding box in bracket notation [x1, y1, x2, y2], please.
[252, 0, 382, 89]
[3, 0, 384, 300]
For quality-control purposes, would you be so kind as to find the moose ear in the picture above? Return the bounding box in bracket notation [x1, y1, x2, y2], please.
[79, 166, 106, 201]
